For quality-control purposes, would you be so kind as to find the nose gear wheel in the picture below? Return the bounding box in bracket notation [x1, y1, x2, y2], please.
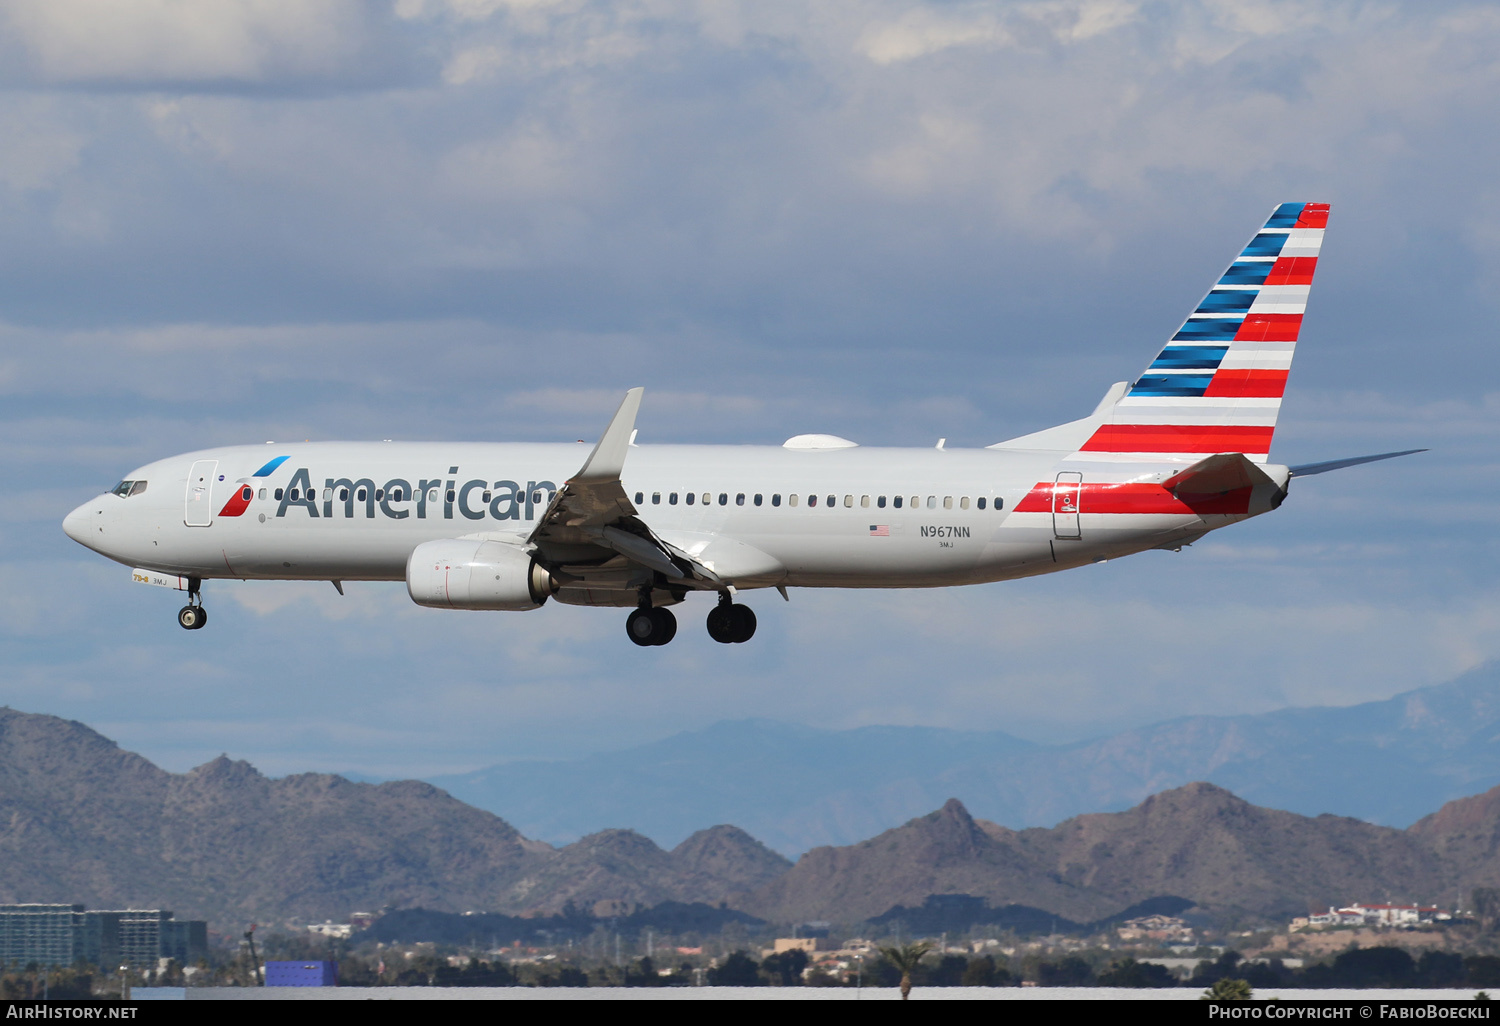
[177, 578, 207, 630]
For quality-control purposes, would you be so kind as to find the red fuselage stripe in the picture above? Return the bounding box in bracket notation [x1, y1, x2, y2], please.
[1014, 481, 1253, 516]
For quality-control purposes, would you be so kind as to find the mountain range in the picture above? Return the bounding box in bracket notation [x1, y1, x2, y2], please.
[429, 664, 1500, 855]
[7, 702, 1500, 932]
[0, 707, 787, 928]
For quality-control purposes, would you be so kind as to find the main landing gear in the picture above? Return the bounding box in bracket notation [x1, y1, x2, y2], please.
[177, 578, 207, 631]
[626, 604, 678, 647]
[706, 595, 756, 644]
[626, 592, 757, 646]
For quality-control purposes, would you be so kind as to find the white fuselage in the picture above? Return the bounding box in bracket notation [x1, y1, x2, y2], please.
[63, 439, 1277, 601]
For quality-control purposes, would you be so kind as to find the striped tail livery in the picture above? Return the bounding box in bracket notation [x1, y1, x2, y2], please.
[1086, 201, 1329, 463]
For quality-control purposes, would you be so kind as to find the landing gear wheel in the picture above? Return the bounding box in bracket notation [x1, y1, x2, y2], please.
[729, 603, 756, 643]
[654, 607, 677, 646]
[626, 606, 676, 647]
[707, 603, 736, 644]
[178, 605, 206, 631]
[707, 603, 755, 643]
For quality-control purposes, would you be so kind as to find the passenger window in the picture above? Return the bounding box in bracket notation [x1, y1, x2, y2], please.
[428, 489, 439, 503]
[324, 488, 333, 501]
[635, 491, 643, 504]
[392, 488, 404, 501]
[482, 490, 491, 503]
[241, 487, 252, 501]
[860, 495, 869, 508]
[340, 488, 349, 501]
[927, 496, 936, 509]
[977, 497, 986, 510]
[276, 488, 285, 500]
[753, 494, 762, 506]
[960, 497, 969, 509]
[877, 496, 886, 508]
[686, 492, 695, 505]
[943, 496, 952, 510]
[652, 492, 661, 504]
[808, 495, 817, 507]
[893, 495, 902, 508]
[827, 495, 835, 508]
[289, 488, 300, 501]
[532, 491, 543, 503]
[736, 493, 745, 506]
[910, 495, 918, 508]
[789, 494, 798, 507]
[669, 492, 678, 505]
[702, 493, 711, 505]
[843, 495, 853, 508]
[995, 497, 1005, 510]
[772, 494, 781, 506]
[357, 488, 367, 501]
[258, 488, 266, 500]
[445, 489, 455, 502]
[719, 493, 728, 505]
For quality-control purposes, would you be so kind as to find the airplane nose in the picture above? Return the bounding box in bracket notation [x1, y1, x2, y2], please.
[62, 500, 99, 547]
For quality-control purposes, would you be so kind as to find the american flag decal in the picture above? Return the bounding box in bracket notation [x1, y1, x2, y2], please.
[869, 525, 889, 536]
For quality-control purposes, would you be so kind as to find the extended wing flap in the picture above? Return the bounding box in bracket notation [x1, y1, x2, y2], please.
[601, 524, 683, 579]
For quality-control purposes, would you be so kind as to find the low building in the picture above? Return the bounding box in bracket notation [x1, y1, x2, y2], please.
[767, 938, 833, 956]
[1117, 914, 1195, 944]
[265, 960, 338, 987]
[1297, 904, 1445, 930]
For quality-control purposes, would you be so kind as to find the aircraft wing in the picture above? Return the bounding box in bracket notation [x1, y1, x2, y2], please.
[528, 389, 722, 588]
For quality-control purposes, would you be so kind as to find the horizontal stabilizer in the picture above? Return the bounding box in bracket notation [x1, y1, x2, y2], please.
[1288, 449, 1427, 477]
[1162, 452, 1277, 498]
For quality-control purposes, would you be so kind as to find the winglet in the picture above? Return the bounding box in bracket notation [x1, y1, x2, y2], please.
[574, 388, 644, 484]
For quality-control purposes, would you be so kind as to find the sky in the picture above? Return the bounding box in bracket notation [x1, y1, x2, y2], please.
[3, 0, 1499, 789]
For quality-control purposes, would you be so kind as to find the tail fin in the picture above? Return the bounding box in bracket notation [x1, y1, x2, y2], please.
[1077, 202, 1329, 463]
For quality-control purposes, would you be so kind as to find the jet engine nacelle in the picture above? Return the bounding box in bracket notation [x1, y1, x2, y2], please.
[406, 538, 556, 611]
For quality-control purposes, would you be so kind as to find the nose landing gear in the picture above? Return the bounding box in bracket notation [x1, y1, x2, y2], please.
[177, 578, 207, 630]
[706, 595, 756, 644]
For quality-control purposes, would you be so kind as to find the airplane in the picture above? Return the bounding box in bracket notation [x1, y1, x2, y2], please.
[63, 202, 1421, 646]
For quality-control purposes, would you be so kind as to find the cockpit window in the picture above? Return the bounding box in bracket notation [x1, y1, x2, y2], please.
[112, 480, 147, 497]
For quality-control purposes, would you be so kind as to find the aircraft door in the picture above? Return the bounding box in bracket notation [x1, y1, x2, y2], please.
[1052, 471, 1082, 540]
[185, 460, 218, 527]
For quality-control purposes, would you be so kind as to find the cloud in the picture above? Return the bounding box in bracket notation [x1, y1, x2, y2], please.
[0, 0, 376, 87]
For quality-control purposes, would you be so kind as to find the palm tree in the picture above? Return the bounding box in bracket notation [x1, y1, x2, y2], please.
[878, 940, 933, 1000]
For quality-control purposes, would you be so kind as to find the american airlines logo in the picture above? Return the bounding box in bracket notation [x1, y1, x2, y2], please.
[264, 468, 558, 522]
